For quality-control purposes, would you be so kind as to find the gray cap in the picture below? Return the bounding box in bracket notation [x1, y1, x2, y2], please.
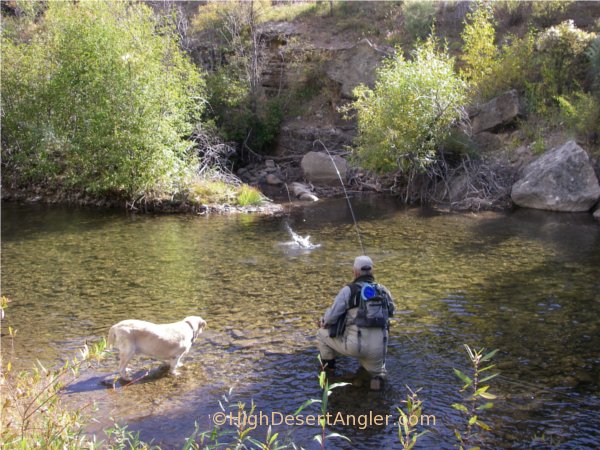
[353, 255, 373, 273]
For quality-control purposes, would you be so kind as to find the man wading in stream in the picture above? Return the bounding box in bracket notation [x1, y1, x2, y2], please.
[317, 256, 395, 390]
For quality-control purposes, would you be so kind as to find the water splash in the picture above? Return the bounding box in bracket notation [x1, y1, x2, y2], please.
[283, 222, 321, 250]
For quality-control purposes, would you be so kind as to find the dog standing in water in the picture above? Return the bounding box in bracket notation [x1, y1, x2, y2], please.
[107, 316, 206, 379]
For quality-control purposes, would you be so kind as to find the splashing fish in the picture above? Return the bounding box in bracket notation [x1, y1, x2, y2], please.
[284, 223, 320, 250]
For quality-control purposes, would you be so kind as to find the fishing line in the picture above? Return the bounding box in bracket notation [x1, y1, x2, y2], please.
[313, 139, 365, 255]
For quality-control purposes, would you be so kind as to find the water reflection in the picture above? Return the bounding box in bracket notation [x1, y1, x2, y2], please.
[2, 199, 600, 448]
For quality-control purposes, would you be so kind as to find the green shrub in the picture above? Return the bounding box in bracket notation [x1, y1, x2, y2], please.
[460, 1, 500, 99]
[531, 0, 572, 28]
[0, 308, 108, 450]
[534, 20, 596, 102]
[207, 70, 285, 153]
[556, 91, 600, 143]
[586, 36, 600, 94]
[194, 1, 284, 154]
[402, 0, 437, 41]
[190, 179, 237, 204]
[236, 184, 263, 206]
[489, 32, 536, 97]
[2, 1, 205, 198]
[346, 37, 468, 174]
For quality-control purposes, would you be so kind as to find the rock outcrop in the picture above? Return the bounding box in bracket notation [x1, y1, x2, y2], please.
[511, 141, 600, 212]
[300, 151, 347, 185]
[277, 124, 355, 155]
[470, 90, 523, 134]
[324, 39, 391, 98]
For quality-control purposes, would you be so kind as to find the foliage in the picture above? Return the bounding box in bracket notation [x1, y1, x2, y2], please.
[193, 0, 284, 154]
[260, 0, 323, 22]
[452, 345, 499, 450]
[531, 20, 596, 109]
[346, 36, 468, 176]
[190, 388, 290, 449]
[396, 387, 429, 450]
[460, 1, 500, 99]
[530, 0, 573, 28]
[495, 1, 572, 29]
[189, 179, 265, 207]
[487, 32, 536, 99]
[237, 185, 264, 206]
[294, 356, 351, 449]
[190, 179, 237, 205]
[460, 5, 536, 102]
[402, 0, 437, 41]
[103, 423, 160, 450]
[1, 1, 205, 199]
[586, 36, 600, 95]
[1, 304, 108, 449]
[556, 91, 600, 144]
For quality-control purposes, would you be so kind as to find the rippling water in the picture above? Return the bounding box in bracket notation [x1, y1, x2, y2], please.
[2, 198, 600, 449]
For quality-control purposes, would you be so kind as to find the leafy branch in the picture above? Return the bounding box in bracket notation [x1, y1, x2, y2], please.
[452, 344, 500, 450]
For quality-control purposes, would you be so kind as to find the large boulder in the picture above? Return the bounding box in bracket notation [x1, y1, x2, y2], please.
[301, 151, 348, 185]
[324, 39, 391, 99]
[470, 90, 523, 134]
[511, 141, 600, 212]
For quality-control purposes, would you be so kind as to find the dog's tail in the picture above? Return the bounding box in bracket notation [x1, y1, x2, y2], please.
[107, 325, 116, 349]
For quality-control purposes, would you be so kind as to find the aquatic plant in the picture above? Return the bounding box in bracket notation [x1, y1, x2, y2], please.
[0, 301, 108, 448]
[396, 387, 429, 450]
[103, 423, 160, 450]
[293, 356, 351, 449]
[189, 388, 290, 450]
[452, 344, 499, 449]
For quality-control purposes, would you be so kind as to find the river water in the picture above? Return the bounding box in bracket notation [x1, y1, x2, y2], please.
[2, 198, 600, 449]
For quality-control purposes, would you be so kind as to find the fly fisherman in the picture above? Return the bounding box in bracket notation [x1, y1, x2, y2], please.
[317, 255, 395, 390]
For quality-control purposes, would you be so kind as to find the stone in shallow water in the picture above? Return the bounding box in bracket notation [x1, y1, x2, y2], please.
[231, 329, 246, 339]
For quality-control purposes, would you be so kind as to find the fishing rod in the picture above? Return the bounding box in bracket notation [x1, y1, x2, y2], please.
[313, 139, 365, 255]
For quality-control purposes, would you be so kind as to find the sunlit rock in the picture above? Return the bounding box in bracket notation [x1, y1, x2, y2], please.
[470, 90, 523, 134]
[511, 141, 600, 212]
[324, 38, 391, 99]
[300, 151, 347, 185]
[265, 173, 283, 185]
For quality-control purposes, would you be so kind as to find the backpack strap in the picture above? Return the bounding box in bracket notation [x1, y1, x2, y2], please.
[347, 282, 363, 309]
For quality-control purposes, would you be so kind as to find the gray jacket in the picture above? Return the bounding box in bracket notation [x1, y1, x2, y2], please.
[323, 280, 395, 327]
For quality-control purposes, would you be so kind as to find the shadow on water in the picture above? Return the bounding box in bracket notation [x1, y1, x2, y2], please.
[0, 203, 125, 243]
[455, 207, 600, 259]
[3, 199, 600, 449]
[65, 342, 463, 450]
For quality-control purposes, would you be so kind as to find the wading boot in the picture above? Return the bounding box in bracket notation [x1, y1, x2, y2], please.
[369, 376, 385, 391]
[320, 359, 336, 373]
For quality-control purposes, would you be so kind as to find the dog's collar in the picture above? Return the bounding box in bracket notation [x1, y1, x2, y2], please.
[184, 320, 197, 342]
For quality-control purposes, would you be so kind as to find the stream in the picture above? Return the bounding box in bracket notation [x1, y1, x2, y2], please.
[2, 198, 600, 449]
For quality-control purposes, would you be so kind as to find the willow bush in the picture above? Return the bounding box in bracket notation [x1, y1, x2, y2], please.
[346, 37, 468, 175]
[2, 1, 205, 199]
[459, 1, 500, 100]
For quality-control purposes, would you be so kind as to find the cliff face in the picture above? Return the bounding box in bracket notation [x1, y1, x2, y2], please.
[182, 1, 600, 159]
[154, 2, 600, 215]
